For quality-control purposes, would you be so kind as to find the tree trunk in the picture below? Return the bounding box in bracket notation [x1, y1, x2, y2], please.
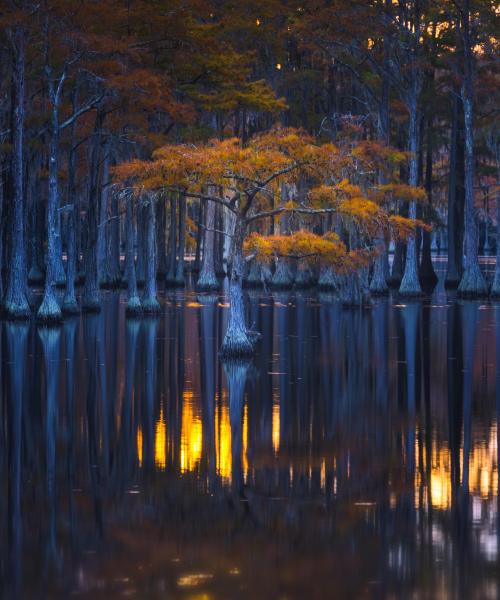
[193, 200, 203, 273]
[156, 192, 167, 278]
[399, 89, 423, 297]
[4, 28, 30, 319]
[108, 185, 121, 286]
[136, 202, 145, 286]
[370, 24, 391, 295]
[125, 191, 142, 316]
[38, 99, 62, 322]
[457, 16, 488, 297]
[419, 115, 438, 287]
[82, 111, 103, 311]
[142, 194, 161, 313]
[97, 141, 110, 287]
[271, 184, 293, 289]
[490, 164, 500, 296]
[175, 192, 186, 285]
[445, 83, 465, 287]
[220, 219, 254, 358]
[62, 92, 79, 315]
[165, 193, 177, 284]
[27, 153, 45, 285]
[197, 195, 219, 291]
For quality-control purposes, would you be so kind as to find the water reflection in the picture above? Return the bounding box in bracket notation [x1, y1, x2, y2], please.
[0, 289, 500, 598]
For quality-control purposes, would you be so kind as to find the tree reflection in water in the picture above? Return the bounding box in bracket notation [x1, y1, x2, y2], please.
[0, 289, 499, 598]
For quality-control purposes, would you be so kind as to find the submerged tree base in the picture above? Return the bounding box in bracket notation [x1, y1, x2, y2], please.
[62, 298, 80, 315]
[142, 297, 162, 314]
[220, 330, 258, 359]
[318, 267, 339, 291]
[294, 264, 315, 288]
[398, 273, 423, 297]
[457, 265, 489, 298]
[126, 296, 143, 317]
[244, 261, 263, 288]
[3, 300, 31, 320]
[196, 278, 220, 292]
[270, 260, 294, 290]
[37, 296, 63, 324]
[369, 279, 389, 296]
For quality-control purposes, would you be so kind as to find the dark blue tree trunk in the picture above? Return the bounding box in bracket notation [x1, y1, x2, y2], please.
[125, 191, 142, 316]
[142, 194, 161, 313]
[4, 28, 30, 319]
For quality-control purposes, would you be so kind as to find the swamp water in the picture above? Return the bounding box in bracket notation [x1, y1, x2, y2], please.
[1, 266, 500, 599]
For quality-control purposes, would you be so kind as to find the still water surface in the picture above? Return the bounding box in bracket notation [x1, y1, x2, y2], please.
[1, 268, 500, 599]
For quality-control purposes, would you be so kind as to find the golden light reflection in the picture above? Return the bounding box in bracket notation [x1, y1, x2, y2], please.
[180, 390, 202, 473]
[469, 424, 498, 499]
[414, 422, 499, 511]
[243, 403, 248, 482]
[272, 400, 280, 454]
[216, 399, 231, 483]
[137, 426, 143, 467]
[155, 403, 167, 470]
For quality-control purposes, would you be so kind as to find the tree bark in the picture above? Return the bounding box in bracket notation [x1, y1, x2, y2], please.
[197, 194, 219, 291]
[399, 88, 423, 297]
[81, 111, 103, 311]
[38, 74, 64, 322]
[445, 82, 465, 287]
[108, 184, 121, 285]
[156, 192, 167, 278]
[142, 194, 161, 312]
[62, 87, 79, 314]
[419, 114, 438, 287]
[193, 200, 203, 273]
[457, 5, 488, 297]
[490, 164, 500, 296]
[97, 140, 110, 286]
[4, 27, 30, 319]
[175, 192, 186, 285]
[125, 191, 142, 316]
[220, 219, 254, 358]
[165, 193, 177, 284]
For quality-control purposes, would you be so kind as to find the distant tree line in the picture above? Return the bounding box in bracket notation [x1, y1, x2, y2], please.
[0, 1, 498, 350]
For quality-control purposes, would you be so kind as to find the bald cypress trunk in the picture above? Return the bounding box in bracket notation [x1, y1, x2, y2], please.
[27, 153, 44, 285]
[193, 200, 203, 273]
[156, 192, 167, 278]
[4, 27, 30, 319]
[62, 89, 79, 315]
[457, 9, 488, 297]
[490, 165, 500, 296]
[165, 193, 177, 285]
[220, 218, 254, 358]
[399, 87, 423, 297]
[97, 141, 111, 287]
[108, 185, 121, 286]
[125, 191, 142, 316]
[370, 14, 390, 295]
[419, 115, 438, 287]
[175, 192, 186, 286]
[445, 83, 465, 287]
[82, 111, 103, 312]
[38, 86, 63, 323]
[197, 196, 219, 291]
[142, 194, 161, 313]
